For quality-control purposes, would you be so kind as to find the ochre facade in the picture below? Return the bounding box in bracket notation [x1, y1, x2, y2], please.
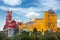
[29, 9, 57, 32]
[18, 9, 58, 33]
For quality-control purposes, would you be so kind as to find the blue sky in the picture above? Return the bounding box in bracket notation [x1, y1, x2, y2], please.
[0, 0, 60, 31]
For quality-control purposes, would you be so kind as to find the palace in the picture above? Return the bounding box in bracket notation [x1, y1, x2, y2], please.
[3, 8, 60, 37]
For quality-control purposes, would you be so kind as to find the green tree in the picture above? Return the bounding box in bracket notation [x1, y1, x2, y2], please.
[31, 27, 39, 40]
[0, 31, 8, 40]
[12, 31, 31, 40]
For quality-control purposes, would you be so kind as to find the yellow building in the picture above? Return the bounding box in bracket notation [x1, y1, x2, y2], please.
[44, 9, 57, 32]
[18, 9, 58, 34]
[29, 8, 57, 32]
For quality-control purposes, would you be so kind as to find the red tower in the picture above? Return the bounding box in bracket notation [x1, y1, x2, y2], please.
[6, 10, 12, 28]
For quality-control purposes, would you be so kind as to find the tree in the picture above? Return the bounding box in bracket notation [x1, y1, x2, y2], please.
[12, 30, 31, 40]
[31, 27, 39, 40]
[0, 31, 8, 40]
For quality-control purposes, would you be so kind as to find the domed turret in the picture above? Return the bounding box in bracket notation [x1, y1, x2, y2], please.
[48, 8, 55, 14]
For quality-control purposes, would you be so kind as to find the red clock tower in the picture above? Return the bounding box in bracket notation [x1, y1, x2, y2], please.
[6, 10, 12, 28]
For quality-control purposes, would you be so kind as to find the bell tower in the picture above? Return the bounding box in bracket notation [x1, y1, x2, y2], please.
[6, 10, 12, 28]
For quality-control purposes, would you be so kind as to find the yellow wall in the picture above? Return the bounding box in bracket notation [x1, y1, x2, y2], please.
[44, 11, 57, 32]
[29, 11, 57, 32]
[29, 19, 45, 32]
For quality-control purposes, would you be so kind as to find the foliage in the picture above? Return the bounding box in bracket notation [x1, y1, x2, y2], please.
[12, 31, 31, 40]
[31, 27, 39, 40]
[0, 31, 8, 40]
[0, 31, 60, 40]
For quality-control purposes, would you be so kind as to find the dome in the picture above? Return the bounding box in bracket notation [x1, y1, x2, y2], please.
[48, 8, 55, 14]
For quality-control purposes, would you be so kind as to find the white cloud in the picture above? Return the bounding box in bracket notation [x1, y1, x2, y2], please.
[0, 6, 41, 16]
[26, 12, 39, 18]
[2, 0, 22, 6]
[1, 0, 60, 10]
[37, 0, 60, 10]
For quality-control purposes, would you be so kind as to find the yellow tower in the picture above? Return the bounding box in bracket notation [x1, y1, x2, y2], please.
[44, 8, 57, 32]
